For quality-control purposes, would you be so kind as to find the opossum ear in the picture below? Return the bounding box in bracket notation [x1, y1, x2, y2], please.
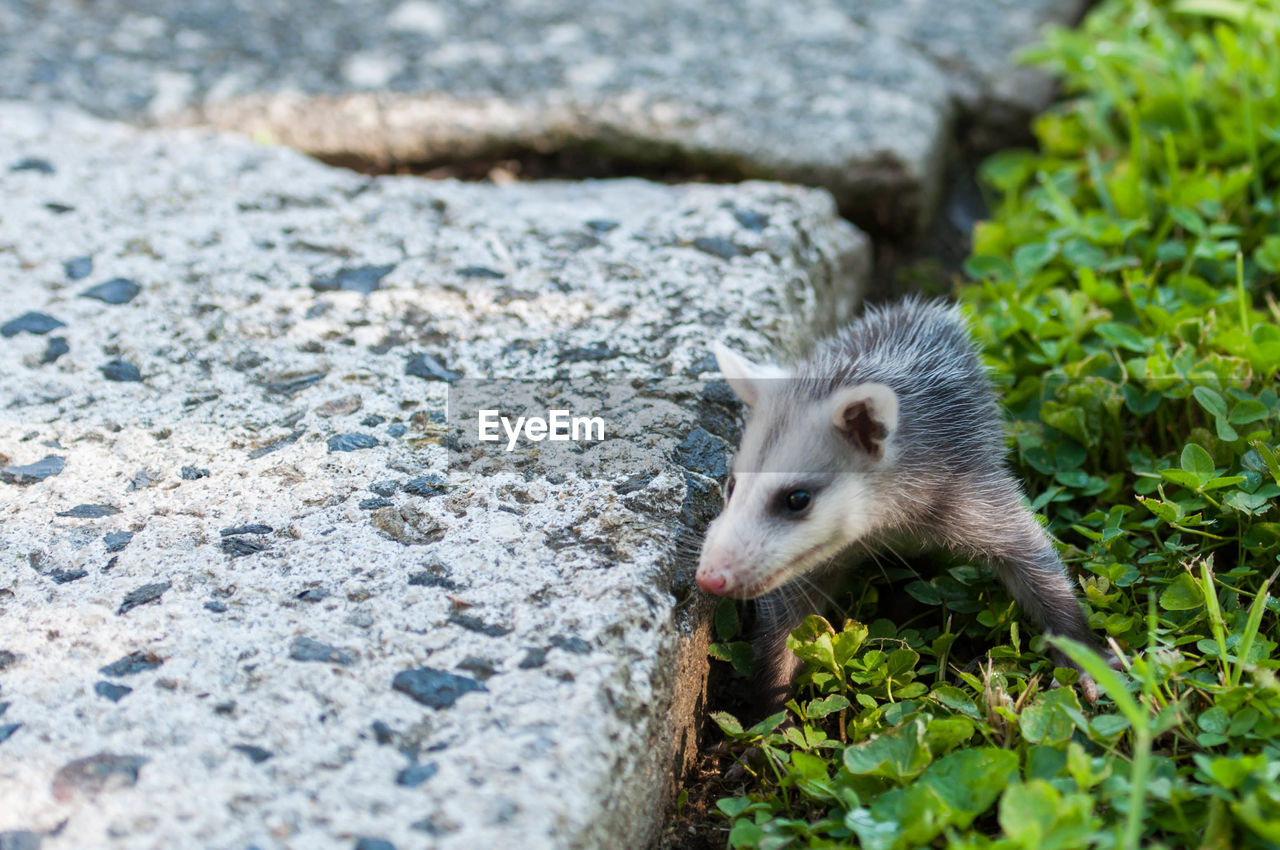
[829, 383, 898, 459]
[713, 342, 789, 408]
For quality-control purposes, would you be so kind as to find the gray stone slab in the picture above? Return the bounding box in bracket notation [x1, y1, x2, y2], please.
[0, 102, 868, 849]
[0, 0, 1085, 235]
[837, 0, 1087, 145]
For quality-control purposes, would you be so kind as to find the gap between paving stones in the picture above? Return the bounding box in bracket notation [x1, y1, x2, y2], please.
[0, 0, 1091, 242]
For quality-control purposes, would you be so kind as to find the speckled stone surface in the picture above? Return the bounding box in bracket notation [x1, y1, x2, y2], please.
[0, 0, 1086, 234]
[0, 102, 868, 849]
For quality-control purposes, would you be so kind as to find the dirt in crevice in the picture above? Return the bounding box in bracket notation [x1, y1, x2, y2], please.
[868, 153, 988, 303]
[316, 141, 753, 191]
[310, 138, 956, 279]
[653, 641, 756, 850]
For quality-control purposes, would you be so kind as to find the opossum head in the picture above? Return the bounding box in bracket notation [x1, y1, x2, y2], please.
[695, 342, 899, 599]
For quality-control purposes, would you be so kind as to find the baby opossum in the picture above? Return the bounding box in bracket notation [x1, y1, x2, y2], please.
[697, 297, 1099, 707]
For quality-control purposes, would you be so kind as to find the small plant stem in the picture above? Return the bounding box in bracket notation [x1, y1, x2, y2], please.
[936, 614, 953, 686]
[1231, 562, 1280, 686]
[1238, 516, 1245, 571]
[1086, 147, 1118, 218]
[1172, 524, 1226, 541]
[1195, 489, 1223, 510]
[1121, 592, 1161, 850]
[1123, 726, 1154, 850]
[1242, 5, 1264, 202]
[1237, 252, 1251, 333]
[1203, 795, 1234, 849]
[1144, 215, 1176, 267]
[1198, 560, 1230, 684]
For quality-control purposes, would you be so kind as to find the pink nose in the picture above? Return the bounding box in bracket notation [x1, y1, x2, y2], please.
[696, 569, 729, 595]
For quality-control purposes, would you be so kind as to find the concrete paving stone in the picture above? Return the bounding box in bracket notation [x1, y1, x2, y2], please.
[0, 0, 1085, 235]
[0, 102, 868, 849]
[836, 0, 1089, 146]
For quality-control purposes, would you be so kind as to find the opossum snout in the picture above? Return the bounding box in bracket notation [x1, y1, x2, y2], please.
[695, 564, 731, 595]
[697, 519, 746, 596]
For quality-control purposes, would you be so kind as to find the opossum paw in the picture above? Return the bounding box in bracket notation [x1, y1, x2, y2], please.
[1047, 667, 1100, 704]
[717, 743, 764, 783]
[1078, 672, 1099, 705]
[724, 753, 754, 783]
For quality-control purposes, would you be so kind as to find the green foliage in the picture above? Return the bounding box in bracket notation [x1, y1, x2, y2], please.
[708, 1, 1280, 847]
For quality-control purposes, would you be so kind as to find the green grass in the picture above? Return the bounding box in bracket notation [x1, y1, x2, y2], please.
[706, 1, 1280, 847]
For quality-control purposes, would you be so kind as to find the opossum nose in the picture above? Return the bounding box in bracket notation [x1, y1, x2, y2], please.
[696, 568, 729, 595]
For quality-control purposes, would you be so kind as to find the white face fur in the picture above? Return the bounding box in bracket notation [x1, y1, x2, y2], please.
[695, 343, 900, 599]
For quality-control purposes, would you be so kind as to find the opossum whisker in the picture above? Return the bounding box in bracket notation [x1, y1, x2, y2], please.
[859, 546, 896, 586]
[798, 555, 845, 612]
[874, 539, 924, 582]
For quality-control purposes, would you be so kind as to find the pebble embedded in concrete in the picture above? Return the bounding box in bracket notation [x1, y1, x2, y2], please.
[0, 456, 64, 485]
[79, 278, 140, 305]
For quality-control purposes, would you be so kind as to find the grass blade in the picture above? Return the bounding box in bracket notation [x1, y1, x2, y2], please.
[1050, 636, 1151, 850]
[1198, 559, 1230, 683]
[1232, 562, 1280, 686]
[1050, 637, 1146, 731]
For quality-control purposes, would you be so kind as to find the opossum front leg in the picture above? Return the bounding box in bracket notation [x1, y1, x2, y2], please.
[971, 509, 1109, 698]
[988, 521, 1093, 640]
[749, 585, 813, 714]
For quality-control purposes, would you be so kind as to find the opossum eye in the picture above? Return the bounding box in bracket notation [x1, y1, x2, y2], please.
[724, 475, 736, 503]
[782, 489, 811, 514]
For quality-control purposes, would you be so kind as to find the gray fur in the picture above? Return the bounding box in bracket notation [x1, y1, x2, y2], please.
[699, 297, 1099, 709]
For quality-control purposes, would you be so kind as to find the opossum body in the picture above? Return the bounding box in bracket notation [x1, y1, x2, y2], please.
[696, 298, 1098, 707]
